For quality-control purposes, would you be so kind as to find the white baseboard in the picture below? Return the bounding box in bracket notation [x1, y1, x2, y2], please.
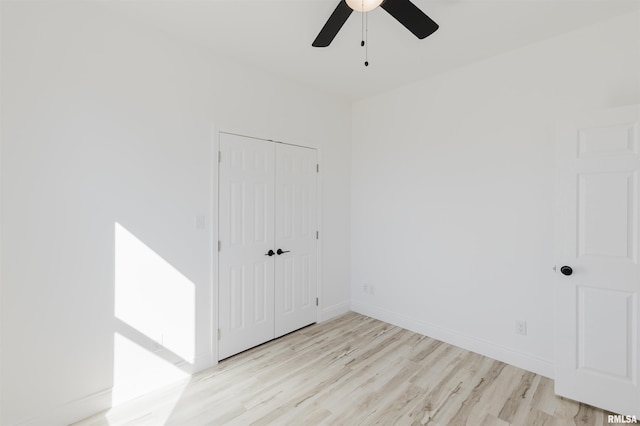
[16, 387, 112, 426]
[351, 300, 554, 379]
[321, 301, 350, 322]
[193, 351, 216, 373]
[15, 351, 215, 426]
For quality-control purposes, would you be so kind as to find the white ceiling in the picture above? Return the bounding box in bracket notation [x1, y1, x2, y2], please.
[108, 0, 640, 100]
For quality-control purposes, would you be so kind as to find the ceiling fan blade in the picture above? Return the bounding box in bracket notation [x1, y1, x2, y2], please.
[381, 0, 439, 39]
[312, 0, 353, 47]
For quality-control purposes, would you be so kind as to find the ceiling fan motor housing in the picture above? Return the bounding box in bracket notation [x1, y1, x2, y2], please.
[345, 0, 385, 12]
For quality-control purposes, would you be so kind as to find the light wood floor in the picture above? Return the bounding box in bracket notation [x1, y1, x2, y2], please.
[75, 312, 614, 425]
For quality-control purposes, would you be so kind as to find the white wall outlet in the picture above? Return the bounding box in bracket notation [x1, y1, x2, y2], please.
[363, 284, 369, 293]
[370, 285, 375, 295]
[195, 215, 205, 230]
[516, 320, 527, 335]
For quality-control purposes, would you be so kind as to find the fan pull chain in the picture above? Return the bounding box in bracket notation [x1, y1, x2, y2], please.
[365, 11, 369, 66]
[359, 0, 369, 66]
[361, 0, 365, 47]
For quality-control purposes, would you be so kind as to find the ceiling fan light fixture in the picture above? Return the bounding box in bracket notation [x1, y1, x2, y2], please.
[312, 0, 438, 48]
[345, 0, 384, 13]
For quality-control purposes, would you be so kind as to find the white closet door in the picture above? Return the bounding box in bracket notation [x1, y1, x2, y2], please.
[274, 143, 318, 337]
[555, 105, 640, 416]
[218, 133, 275, 360]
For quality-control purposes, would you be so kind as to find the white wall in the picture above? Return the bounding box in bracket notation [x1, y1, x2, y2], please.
[4, 1, 638, 424]
[351, 10, 640, 377]
[0, 2, 351, 425]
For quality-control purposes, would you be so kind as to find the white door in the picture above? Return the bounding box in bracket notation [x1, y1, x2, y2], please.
[556, 105, 640, 416]
[218, 134, 318, 359]
[218, 133, 276, 360]
[274, 144, 318, 337]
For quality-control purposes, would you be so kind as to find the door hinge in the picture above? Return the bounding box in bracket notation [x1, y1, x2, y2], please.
[316, 297, 319, 306]
[218, 151, 222, 163]
[218, 241, 221, 251]
[218, 329, 221, 340]
[316, 164, 319, 173]
[316, 230, 319, 240]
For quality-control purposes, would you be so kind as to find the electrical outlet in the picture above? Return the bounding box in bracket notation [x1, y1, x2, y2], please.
[516, 320, 527, 335]
[363, 284, 369, 293]
[370, 285, 375, 295]
[195, 215, 205, 230]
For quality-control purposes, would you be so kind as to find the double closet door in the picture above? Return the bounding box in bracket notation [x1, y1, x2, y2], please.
[218, 133, 318, 360]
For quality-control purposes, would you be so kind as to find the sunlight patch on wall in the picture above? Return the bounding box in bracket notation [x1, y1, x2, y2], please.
[113, 222, 195, 406]
[115, 222, 195, 361]
[112, 332, 189, 406]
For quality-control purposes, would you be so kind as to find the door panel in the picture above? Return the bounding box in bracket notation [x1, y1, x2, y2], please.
[218, 133, 275, 360]
[556, 106, 640, 416]
[577, 286, 636, 380]
[578, 123, 638, 158]
[578, 172, 637, 260]
[274, 144, 318, 337]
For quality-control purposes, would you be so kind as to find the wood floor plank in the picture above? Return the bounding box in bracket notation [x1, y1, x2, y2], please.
[74, 313, 615, 426]
[497, 370, 537, 423]
[480, 413, 511, 426]
[443, 358, 508, 425]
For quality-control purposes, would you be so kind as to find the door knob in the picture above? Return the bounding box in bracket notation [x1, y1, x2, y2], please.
[560, 266, 573, 276]
[276, 249, 290, 255]
[265, 250, 275, 257]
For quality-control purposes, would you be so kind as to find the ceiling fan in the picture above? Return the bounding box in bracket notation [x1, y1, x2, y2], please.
[312, 0, 439, 48]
